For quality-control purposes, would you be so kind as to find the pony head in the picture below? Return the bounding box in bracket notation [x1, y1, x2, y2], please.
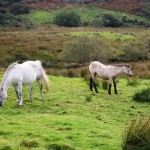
[124, 65, 133, 77]
[0, 87, 7, 106]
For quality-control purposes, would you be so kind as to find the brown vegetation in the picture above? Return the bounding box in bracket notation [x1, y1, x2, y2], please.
[0, 26, 150, 78]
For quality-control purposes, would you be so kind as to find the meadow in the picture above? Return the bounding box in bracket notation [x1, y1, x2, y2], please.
[0, 73, 150, 150]
[0, 2, 150, 149]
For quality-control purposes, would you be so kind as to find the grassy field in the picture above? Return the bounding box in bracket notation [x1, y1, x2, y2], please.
[0, 73, 150, 150]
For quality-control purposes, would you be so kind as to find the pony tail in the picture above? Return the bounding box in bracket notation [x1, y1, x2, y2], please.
[36, 60, 50, 92]
[42, 68, 50, 92]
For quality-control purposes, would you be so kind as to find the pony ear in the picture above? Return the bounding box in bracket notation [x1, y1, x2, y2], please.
[125, 64, 130, 68]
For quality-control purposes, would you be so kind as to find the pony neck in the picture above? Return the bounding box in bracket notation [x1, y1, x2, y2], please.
[1, 80, 11, 92]
[1, 73, 11, 92]
[115, 66, 125, 75]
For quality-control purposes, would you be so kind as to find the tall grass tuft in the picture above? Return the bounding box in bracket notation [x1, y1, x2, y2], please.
[127, 76, 138, 86]
[85, 95, 92, 102]
[20, 140, 39, 148]
[102, 80, 108, 90]
[132, 88, 150, 102]
[122, 118, 150, 150]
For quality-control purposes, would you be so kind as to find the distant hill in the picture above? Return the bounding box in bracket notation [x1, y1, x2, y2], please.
[22, 0, 150, 17]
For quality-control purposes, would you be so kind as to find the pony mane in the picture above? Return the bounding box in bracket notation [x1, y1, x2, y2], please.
[113, 64, 130, 68]
[0, 62, 18, 89]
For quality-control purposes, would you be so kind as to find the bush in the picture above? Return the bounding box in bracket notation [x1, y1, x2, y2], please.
[10, 3, 30, 15]
[121, 36, 150, 62]
[102, 14, 123, 27]
[53, 10, 81, 27]
[132, 88, 150, 102]
[0, 12, 6, 24]
[80, 68, 88, 78]
[91, 17, 103, 27]
[0, 8, 6, 14]
[13, 52, 30, 62]
[62, 36, 113, 63]
[123, 118, 150, 150]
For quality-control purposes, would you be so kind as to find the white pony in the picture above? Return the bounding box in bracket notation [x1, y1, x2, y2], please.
[0, 60, 50, 106]
[89, 61, 133, 94]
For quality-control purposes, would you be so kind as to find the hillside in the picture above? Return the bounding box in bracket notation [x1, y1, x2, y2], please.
[0, 0, 149, 28]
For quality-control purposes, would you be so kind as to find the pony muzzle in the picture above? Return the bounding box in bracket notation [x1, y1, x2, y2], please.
[0, 102, 3, 106]
[129, 74, 133, 77]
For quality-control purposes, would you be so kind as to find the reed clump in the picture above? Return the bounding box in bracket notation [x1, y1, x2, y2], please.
[122, 118, 150, 150]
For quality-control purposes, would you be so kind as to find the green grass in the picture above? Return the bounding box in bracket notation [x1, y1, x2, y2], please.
[25, 5, 149, 26]
[25, 10, 55, 25]
[0, 74, 150, 150]
[58, 31, 135, 41]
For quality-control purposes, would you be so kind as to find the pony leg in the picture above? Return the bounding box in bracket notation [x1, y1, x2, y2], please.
[108, 79, 112, 95]
[92, 73, 98, 93]
[113, 77, 118, 94]
[90, 77, 93, 91]
[29, 85, 33, 100]
[18, 82, 23, 105]
[13, 85, 19, 102]
[37, 79, 43, 100]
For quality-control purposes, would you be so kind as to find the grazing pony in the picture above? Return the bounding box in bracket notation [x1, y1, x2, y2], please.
[89, 61, 132, 94]
[0, 60, 50, 106]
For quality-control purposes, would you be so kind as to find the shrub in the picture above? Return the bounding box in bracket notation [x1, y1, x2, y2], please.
[121, 36, 150, 62]
[13, 52, 30, 62]
[102, 14, 123, 27]
[132, 88, 150, 102]
[10, 3, 30, 15]
[53, 10, 81, 27]
[62, 36, 113, 63]
[80, 68, 88, 78]
[122, 118, 150, 150]
[0, 12, 6, 24]
[0, 8, 6, 14]
[66, 69, 76, 78]
[91, 17, 103, 27]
